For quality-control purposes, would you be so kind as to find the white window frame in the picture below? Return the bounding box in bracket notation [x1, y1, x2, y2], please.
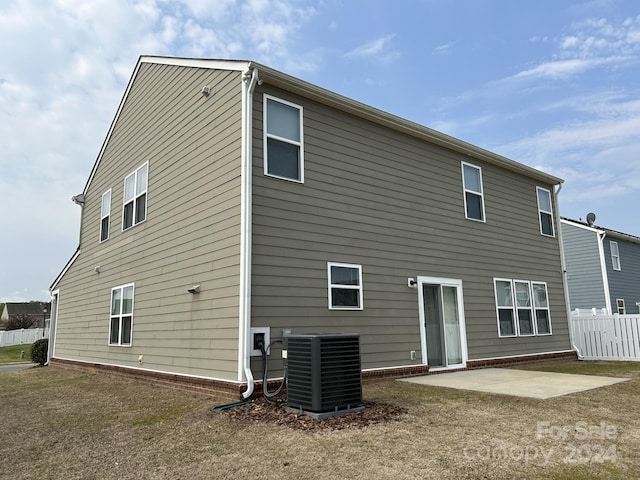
[109, 283, 135, 347]
[494, 278, 517, 338]
[263, 94, 304, 183]
[494, 278, 552, 338]
[532, 281, 552, 336]
[536, 187, 555, 237]
[461, 162, 486, 222]
[610, 241, 621, 271]
[122, 162, 148, 231]
[514, 280, 535, 337]
[616, 298, 625, 315]
[327, 262, 363, 310]
[100, 189, 111, 243]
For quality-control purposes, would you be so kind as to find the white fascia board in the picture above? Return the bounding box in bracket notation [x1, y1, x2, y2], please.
[253, 61, 563, 186]
[561, 218, 640, 244]
[560, 218, 605, 235]
[602, 229, 640, 245]
[82, 58, 145, 194]
[139, 56, 250, 72]
[49, 248, 80, 292]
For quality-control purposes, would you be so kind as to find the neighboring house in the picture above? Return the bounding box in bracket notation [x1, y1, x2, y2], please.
[561, 217, 640, 315]
[50, 56, 573, 400]
[2, 302, 50, 328]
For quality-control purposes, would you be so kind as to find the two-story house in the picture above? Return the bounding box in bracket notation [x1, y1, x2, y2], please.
[561, 216, 640, 315]
[49, 56, 574, 401]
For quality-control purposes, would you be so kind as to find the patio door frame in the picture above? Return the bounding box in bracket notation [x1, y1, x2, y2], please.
[417, 276, 468, 370]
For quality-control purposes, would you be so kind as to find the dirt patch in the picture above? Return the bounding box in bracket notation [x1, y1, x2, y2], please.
[219, 396, 408, 431]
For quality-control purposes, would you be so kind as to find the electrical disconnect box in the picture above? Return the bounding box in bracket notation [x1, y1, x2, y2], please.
[250, 327, 270, 356]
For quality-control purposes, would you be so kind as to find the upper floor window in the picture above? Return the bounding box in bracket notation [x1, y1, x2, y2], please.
[494, 278, 551, 337]
[109, 283, 134, 346]
[461, 162, 485, 221]
[264, 95, 304, 183]
[536, 187, 554, 237]
[616, 298, 625, 315]
[123, 162, 148, 230]
[100, 189, 111, 242]
[610, 241, 621, 271]
[328, 262, 363, 310]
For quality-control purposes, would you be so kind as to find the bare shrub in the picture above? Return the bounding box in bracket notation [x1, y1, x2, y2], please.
[5, 313, 36, 330]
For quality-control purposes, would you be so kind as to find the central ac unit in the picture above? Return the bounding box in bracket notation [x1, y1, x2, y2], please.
[285, 333, 362, 414]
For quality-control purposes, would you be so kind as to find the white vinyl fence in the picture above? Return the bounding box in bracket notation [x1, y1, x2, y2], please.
[0, 328, 49, 348]
[570, 314, 640, 361]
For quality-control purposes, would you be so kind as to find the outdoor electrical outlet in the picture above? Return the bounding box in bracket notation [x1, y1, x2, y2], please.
[253, 332, 265, 351]
[410, 350, 416, 361]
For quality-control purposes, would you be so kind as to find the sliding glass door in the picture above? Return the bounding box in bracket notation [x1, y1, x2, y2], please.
[418, 277, 466, 369]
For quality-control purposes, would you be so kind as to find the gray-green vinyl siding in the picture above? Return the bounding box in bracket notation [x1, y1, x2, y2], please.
[250, 85, 571, 373]
[604, 238, 640, 314]
[54, 63, 243, 381]
[560, 222, 608, 311]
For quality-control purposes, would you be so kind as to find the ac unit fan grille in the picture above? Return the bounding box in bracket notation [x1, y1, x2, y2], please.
[286, 334, 362, 413]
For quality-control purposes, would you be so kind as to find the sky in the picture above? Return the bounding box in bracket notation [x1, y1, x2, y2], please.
[1, 0, 639, 302]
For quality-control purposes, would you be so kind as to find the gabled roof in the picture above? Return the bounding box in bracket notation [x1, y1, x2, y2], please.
[80, 55, 562, 197]
[562, 217, 640, 245]
[251, 59, 563, 186]
[53, 56, 564, 292]
[81, 57, 252, 195]
[5, 302, 50, 316]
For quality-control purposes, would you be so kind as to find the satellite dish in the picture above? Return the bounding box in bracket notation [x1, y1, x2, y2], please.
[586, 212, 596, 226]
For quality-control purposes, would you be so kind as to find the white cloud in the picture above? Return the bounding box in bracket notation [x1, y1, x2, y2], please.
[432, 42, 454, 55]
[511, 57, 616, 80]
[180, 0, 237, 21]
[498, 15, 640, 85]
[1, 290, 32, 303]
[498, 104, 640, 161]
[345, 34, 397, 59]
[0, 0, 322, 300]
[493, 93, 640, 211]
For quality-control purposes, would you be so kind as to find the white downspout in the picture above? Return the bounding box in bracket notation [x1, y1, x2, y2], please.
[597, 231, 613, 315]
[554, 182, 582, 359]
[240, 67, 260, 399]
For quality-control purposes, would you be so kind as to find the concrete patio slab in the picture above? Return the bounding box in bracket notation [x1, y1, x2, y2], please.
[398, 368, 629, 399]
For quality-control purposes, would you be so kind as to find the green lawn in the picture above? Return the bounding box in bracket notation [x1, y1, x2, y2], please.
[0, 344, 32, 365]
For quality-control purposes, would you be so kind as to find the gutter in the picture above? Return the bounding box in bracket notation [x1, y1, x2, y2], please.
[252, 62, 562, 186]
[554, 182, 583, 360]
[239, 67, 260, 399]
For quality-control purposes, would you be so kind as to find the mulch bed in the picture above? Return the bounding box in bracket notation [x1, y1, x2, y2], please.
[217, 396, 408, 431]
